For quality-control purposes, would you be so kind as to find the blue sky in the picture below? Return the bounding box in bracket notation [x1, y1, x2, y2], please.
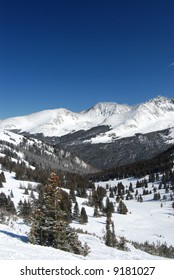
[0, 0, 174, 119]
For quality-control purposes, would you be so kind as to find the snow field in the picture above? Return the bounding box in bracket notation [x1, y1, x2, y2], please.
[0, 169, 174, 259]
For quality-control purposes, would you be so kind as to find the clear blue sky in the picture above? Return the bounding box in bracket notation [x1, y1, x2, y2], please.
[0, 0, 174, 118]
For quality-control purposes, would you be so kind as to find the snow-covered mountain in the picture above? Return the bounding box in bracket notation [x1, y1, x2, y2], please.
[1, 96, 174, 143]
[1, 97, 174, 260]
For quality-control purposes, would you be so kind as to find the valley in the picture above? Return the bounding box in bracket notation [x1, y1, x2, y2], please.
[0, 96, 174, 260]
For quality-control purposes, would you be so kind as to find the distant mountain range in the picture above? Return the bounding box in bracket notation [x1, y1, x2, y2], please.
[0, 96, 174, 170]
[0, 96, 174, 141]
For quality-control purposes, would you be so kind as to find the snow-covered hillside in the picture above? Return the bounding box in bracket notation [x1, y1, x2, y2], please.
[0, 169, 174, 260]
[0, 130, 96, 174]
[0, 96, 174, 143]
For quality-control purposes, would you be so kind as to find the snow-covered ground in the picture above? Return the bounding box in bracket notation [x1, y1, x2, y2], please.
[0, 170, 174, 260]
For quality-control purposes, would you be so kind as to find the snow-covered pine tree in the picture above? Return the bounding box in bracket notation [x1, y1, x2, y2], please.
[29, 172, 89, 255]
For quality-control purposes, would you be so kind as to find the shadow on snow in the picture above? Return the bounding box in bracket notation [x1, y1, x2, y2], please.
[0, 230, 28, 243]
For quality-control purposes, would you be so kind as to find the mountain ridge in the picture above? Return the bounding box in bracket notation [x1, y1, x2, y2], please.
[0, 96, 174, 144]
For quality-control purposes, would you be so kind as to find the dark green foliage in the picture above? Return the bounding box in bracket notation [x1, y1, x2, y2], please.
[23, 188, 29, 195]
[116, 236, 128, 251]
[92, 186, 106, 212]
[93, 203, 99, 217]
[69, 187, 76, 203]
[109, 187, 114, 198]
[105, 215, 117, 247]
[153, 192, 161, 200]
[0, 211, 5, 223]
[117, 200, 128, 215]
[80, 207, 88, 224]
[18, 199, 31, 219]
[132, 240, 174, 259]
[104, 214, 129, 251]
[29, 173, 89, 255]
[73, 201, 80, 221]
[59, 190, 72, 222]
[76, 183, 87, 198]
[0, 172, 6, 188]
[0, 171, 6, 183]
[89, 145, 174, 181]
[105, 197, 115, 216]
[0, 192, 16, 214]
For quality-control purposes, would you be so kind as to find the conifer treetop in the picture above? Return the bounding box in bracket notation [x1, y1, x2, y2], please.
[48, 172, 60, 188]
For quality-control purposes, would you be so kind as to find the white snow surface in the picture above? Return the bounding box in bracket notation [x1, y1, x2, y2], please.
[0, 96, 174, 142]
[0, 170, 174, 260]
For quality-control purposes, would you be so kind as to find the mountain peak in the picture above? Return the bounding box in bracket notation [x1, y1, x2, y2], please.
[147, 95, 174, 105]
[0, 96, 174, 140]
[84, 102, 131, 118]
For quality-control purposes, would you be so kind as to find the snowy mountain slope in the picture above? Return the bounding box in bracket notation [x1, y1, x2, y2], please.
[90, 96, 174, 143]
[0, 130, 97, 174]
[0, 223, 165, 260]
[0, 170, 172, 260]
[0, 102, 130, 137]
[0, 96, 174, 143]
[0, 222, 163, 260]
[93, 177, 174, 247]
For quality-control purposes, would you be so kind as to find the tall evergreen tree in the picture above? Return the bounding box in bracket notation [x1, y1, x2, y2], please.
[105, 214, 117, 247]
[29, 172, 88, 255]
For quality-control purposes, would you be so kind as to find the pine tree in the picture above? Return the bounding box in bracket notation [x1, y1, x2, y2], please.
[80, 207, 88, 224]
[0, 172, 6, 183]
[29, 172, 88, 255]
[105, 197, 115, 216]
[19, 199, 31, 218]
[129, 183, 134, 193]
[6, 196, 16, 214]
[105, 215, 112, 247]
[93, 202, 99, 217]
[111, 220, 117, 247]
[105, 214, 117, 247]
[23, 188, 29, 195]
[69, 187, 76, 203]
[117, 200, 128, 214]
[0, 192, 16, 214]
[73, 201, 80, 221]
